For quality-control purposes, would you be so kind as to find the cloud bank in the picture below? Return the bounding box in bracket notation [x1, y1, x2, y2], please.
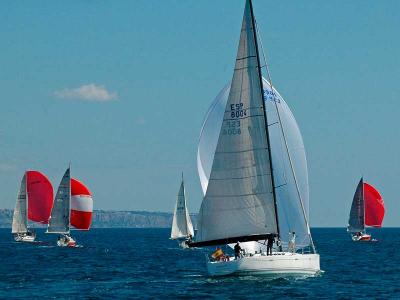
[54, 84, 117, 102]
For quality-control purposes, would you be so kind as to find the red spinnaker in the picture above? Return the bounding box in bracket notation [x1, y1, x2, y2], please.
[26, 171, 54, 224]
[70, 178, 93, 230]
[364, 183, 385, 227]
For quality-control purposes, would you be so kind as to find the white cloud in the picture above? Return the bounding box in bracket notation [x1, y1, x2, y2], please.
[54, 84, 117, 102]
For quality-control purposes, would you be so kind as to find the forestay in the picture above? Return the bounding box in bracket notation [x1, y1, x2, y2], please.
[194, 0, 278, 245]
[348, 178, 364, 233]
[171, 179, 194, 239]
[47, 168, 71, 234]
[12, 174, 28, 234]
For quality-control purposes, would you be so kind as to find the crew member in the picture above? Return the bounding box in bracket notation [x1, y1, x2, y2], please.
[234, 242, 242, 260]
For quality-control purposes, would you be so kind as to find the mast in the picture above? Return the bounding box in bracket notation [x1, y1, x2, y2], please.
[68, 164, 71, 234]
[362, 177, 365, 232]
[182, 173, 189, 237]
[248, 0, 281, 241]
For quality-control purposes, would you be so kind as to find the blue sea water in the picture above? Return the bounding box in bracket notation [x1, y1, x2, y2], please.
[0, 228, 399, 299]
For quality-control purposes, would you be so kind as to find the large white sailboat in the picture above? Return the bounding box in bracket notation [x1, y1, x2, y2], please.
[170, 174, 194, 247]
[12, 171, 54, 242]
[188, 0, 320, 276]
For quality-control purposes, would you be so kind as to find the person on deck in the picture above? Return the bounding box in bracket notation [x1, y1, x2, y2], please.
[234, 242, 242, 260]
[266, 234, 275, 256]
[288, 231, 296, 253]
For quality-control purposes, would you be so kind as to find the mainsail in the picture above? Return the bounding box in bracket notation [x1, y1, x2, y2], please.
[348, 178, 364, 233]
[12, 174, 28, 234]
[193, 0, 278, 246]
[171, 177, 194, 239]
[198, 79, 312, 248]
[364, 182, 385, 227]
[47, 168, 71, 234]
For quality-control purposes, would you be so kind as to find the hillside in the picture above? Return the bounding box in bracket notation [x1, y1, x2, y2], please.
[0, 209, 197, 228]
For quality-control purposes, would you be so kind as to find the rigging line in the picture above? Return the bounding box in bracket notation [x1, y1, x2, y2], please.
[255, 20, 316, 254]
[249, 0, 281, 243]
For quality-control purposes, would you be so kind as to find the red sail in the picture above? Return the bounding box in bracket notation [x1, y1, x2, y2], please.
[364, 182, 385, 227]
[70, 178, 93, 230]
[26, 171, 54, 224]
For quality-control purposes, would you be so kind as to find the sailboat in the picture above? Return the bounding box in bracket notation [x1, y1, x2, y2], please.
[12, 171, 54, 242]
[188, 0, 320, 276]
[347, 178, 385, 241]
[170, 174, 194, 248]
[47, 167, 93, 247]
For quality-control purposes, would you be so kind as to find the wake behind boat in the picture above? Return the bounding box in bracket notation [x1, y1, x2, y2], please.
[188, 0, 320, 277]
[12, 171, 53, 243]
[47, 167, 93, 247]
[347, 178, 385, 241]
[170, 174, 194, 248]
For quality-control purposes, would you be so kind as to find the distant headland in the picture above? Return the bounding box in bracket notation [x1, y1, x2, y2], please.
[0, 209, 197, 229]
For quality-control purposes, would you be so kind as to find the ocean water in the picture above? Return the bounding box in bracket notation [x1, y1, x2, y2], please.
[1, 228, 399, 299]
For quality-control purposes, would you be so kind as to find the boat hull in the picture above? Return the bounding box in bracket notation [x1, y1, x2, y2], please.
[57, 235, 77, 247]
[352, 234, 371, 241]
[207, 252, 320, 277]
[14, 233, 36, 243]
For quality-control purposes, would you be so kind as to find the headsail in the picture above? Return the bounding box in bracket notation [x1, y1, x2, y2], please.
[348, 178, 364, 233]
[26, 171, 54, 224]
[171, 177, 194, 239]
[47, 168, 71, 234]
[70, 178, 93, 230]
[193, 0, 278, 246]
[12, 173, 28, 234]
[364, 182, 385, 227]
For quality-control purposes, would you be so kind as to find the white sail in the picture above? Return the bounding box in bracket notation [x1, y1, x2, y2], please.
[12, 173, 28, 234]
[198, 79, 312, 248]
[171, 179, 194, 239]
[47, 168, 71, 234]
[195, 0, 278, 245]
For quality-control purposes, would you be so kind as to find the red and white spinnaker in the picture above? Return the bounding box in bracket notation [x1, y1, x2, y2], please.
[70, 178, 93, 230]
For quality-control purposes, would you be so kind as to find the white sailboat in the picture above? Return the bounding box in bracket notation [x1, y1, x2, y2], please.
[12, 173, 35, 242]
[188, 0, 320, 276]
[47, 167, 76, 247]
[12, 171, 54, 242]
[171, 174, 194, 248]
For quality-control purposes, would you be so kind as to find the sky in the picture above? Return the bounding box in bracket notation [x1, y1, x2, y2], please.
[1, 1, 399, 227]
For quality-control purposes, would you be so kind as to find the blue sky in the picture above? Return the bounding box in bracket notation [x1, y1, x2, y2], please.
[1, 1, 399, 227]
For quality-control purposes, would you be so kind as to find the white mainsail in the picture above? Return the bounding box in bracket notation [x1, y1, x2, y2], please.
[12, 173, 28, 234]
[198, 79, 311, 248]
[47, 168, 71, 234]
[171, 177, 194, 239]
[194, 0, 278, 246]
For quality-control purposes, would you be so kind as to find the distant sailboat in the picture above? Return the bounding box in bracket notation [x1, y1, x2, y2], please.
[47, 167, 93, 247]
[171, 174, 194, 247]
[188, 0, 320, 276]
[12, 171, 54, 242]
[347, 178, 385, 241]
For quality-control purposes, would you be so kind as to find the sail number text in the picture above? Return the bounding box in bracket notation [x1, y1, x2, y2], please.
[223, 103, 246, 135]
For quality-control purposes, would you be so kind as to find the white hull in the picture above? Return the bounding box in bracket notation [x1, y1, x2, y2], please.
[207, 252, 320, 277]
[14, 233, 36, 243]
[57, 235, 77, 247]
